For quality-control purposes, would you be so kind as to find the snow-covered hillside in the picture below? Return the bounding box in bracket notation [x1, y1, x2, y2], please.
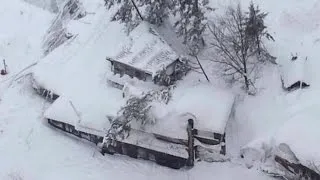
[1, 0, 320, 179]
[232, 0, 320, 176]
[0, 0, 273, 179]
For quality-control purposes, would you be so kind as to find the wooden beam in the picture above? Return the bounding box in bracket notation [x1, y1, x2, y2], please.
[194, 55, 210, 82]
[186, 119, 195, 166]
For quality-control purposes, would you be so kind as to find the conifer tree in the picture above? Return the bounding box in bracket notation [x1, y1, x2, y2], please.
[173, 0, 211, 54]
[245, 2, 274, 55]
[105, 0, 212, 53]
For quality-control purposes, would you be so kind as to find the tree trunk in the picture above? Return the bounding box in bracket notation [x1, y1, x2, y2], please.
[243, 60, 249, 92]
[130, 0, 144, 21]
[257, 36, 261, 55]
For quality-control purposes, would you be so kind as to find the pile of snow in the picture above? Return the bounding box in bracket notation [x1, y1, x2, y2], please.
[0, 0, 52, 84]
[232, 0, 320, 174]
[32, 1, 129, 136]
[274, 100, 320, 170]
[280, 55, 311, 89]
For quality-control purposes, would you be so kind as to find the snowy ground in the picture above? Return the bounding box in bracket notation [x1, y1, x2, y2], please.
[0, 0, 273, 180]
[2, 0, 320, 178]
[231, 0, 320, 174]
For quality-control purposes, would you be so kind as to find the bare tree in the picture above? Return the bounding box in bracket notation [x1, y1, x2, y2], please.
[208, 4, 263, 93]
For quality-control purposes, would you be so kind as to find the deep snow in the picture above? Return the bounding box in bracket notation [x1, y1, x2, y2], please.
[233, 0, 320, 174]
[2, 0, 320, 178]
[0, 0, 273, 179]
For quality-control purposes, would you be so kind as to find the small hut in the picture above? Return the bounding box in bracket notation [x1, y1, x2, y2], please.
[106, 22, 186, 87]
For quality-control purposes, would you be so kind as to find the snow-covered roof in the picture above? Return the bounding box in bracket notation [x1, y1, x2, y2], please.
[43, 95, 120, 137]
[108, 22, 179, 75]
[150, 84, 235, 139]
[280, 57, 310, 88]
[44, 96, 79, 126]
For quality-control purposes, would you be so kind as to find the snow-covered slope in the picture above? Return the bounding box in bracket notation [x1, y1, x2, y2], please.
[2, 0, 320, 178]
[0, 0, 52, 93]
[233, 0, 320, 174]
[0, 0, 272, 179]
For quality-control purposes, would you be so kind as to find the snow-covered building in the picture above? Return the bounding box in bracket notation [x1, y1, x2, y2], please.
[106, 22, 186, 87]
[280, 56, 310, 91]
[42, 83, 235, 169]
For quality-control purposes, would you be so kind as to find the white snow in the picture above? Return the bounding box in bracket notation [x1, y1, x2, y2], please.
[32, 1, 127, 137]
[274, 99, 320, 169]
[280, 56, 310, 89]
[233, 0, 320, 174]
[1, 0, 309, 179]
[44, 96, 79, 126]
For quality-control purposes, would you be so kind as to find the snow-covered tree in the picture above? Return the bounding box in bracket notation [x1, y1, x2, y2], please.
[106, 0, 140, 32]
[245, 2, 275, 63]
[42, 0, 86, 56]
[105, 0, 170, 26]
[208, 3, 274, 93]
[143, 0, 171, 25]
[208, 4, 255, 93]
[105, 0, 213, 53]
[173, 0, 212, 54]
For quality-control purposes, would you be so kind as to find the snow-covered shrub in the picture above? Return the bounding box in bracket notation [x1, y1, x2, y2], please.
[153, 61, 190, 86]
[153, 69, 172, 86]
[104, 94, 152, 146]
[172, 60, 191, 81]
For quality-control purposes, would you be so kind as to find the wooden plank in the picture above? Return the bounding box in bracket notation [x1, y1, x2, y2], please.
[275, 155, 320, 179]
[187, 119, 195, 166]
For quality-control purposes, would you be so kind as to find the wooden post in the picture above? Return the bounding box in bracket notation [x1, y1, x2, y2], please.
[187, 119, 195, 166]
